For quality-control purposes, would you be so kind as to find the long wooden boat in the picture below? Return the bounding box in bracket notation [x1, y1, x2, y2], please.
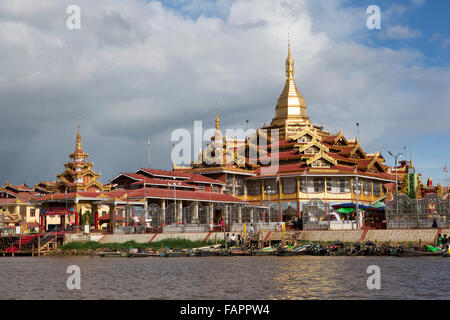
[127, 252, 161, 258]
[98, 251, 127, 257]
[161, 251, 198, 257]
[278, 244, 312, 256]
[251, 246, 277, 256]
[228, 249, 251, 256]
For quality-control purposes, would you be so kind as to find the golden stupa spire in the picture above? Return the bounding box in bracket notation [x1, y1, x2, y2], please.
[270, 36, 310, 129]
[76, 120, 82, 151]
[286, 32, 294, 80]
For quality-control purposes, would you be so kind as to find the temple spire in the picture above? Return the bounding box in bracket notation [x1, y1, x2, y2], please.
[75, 121, 82, 151]
[286, 34, 294, 80]
[270, 38, 310, 133]
[215, 109, 220, 130]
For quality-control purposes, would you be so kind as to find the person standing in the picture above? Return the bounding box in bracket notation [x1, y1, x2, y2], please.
[432, 218, 438, 228]
[231, 233, 236, 247]
[225, 233, 230, 249]
[249, 223, 255, 241]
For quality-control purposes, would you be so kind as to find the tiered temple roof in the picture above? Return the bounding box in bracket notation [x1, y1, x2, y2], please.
[177, 43, 397, 186]
[35, 124, 111, 194]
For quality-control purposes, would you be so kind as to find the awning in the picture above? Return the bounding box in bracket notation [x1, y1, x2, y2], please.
[332, 203, 371, 210]
[337, 208, 354, 214]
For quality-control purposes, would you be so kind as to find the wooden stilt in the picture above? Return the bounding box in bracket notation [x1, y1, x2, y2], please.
[32, 243, 35, 257]
[38, 236, 41, 256]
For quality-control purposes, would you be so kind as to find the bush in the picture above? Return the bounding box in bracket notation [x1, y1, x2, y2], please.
[61, 238, 223, 252]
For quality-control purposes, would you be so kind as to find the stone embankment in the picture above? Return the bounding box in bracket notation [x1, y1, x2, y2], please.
[65, 228, 450, 245]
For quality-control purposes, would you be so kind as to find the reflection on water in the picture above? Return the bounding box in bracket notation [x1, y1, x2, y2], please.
[0, 256, 448, 299]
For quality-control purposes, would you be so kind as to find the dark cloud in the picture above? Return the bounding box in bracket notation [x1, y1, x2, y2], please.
[0, 0, 449, 186]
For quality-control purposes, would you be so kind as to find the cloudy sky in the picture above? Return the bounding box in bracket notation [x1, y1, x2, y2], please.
[0, 0, 449, 187]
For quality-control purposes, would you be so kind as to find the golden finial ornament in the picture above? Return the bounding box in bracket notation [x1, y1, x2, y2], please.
[215, 109, 220, 130]
[76, 121, 82, 151]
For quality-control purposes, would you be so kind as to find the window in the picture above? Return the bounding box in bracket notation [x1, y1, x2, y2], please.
[282, 178, 297, 194]
[264, 179, 278, 195]
[198, 185, 205, 191]
[235, 177, 245, 196]
[247, 180, 261, 196]
[341, 178, 351, 193]
[20, 206, 26, 218]
[326, 178, 340, 193]
[212, 186, 219, 193]
[30, 209, 36, 217]
[299, 135, 311, 143]
[373, 182, 381, 197]
[363, 180, 371, 196]
[313, 178, 324, 193]
[312, 159, 330, 168]
[300, 178, 314, 193]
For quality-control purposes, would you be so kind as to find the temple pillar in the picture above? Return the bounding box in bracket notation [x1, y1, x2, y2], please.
[109, 204, 115, 232]
[209, 204, 214, 225]
[161, 199, 166, 227]
[224, 205, 229, 231]
[192, 202, 199, 224]
[238, 205, 242, 224]
[144, 201, 148, 221]
[40, 214, 45, 233]
[92, 203, 98, 231]
[176, 200, 183, 224]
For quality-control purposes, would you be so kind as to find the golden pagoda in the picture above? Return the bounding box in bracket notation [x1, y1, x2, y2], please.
[49, 123, 111, 193]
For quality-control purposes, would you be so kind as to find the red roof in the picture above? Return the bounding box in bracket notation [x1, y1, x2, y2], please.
[108, 187, 244, 203]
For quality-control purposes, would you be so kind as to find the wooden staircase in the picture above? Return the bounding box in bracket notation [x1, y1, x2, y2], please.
[1, 232, 61, 256]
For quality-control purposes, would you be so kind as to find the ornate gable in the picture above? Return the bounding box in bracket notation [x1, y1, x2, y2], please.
[303, 150, 337, 167]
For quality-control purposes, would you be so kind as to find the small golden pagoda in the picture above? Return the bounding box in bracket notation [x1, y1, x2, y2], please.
[48, 123, 111, 193]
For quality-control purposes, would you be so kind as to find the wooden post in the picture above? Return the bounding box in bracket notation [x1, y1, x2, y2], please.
[55, 235, 57, 250]
[19, 233, 22, 251]
[38, 235, 41, 256]
[32, 243, 35, 257]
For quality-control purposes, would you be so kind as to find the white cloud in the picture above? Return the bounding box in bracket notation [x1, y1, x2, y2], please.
[0, 0, 448, 184]
[383, 25, 422, 39]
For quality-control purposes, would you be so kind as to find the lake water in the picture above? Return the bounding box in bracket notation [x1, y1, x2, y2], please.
[0, 256, 448, 299]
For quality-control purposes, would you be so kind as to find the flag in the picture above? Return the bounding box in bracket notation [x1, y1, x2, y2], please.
[445, 164, 448, 175]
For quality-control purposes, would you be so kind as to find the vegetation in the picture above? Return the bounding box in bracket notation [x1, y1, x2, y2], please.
[61, 238, 224, 252]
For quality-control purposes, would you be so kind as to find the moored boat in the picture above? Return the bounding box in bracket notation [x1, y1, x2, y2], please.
[98, 251, 127, 257]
